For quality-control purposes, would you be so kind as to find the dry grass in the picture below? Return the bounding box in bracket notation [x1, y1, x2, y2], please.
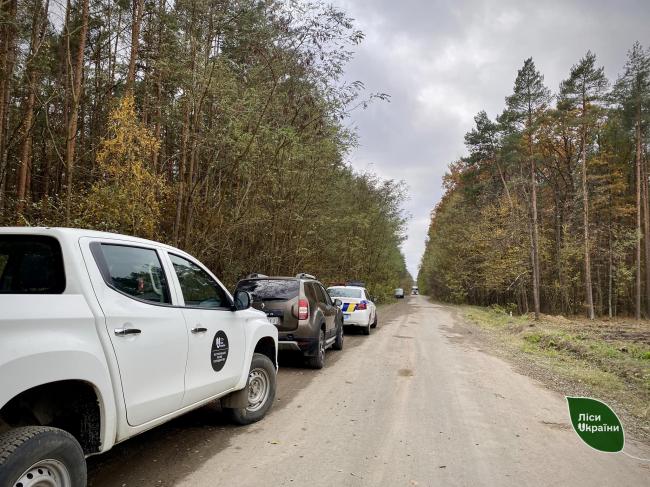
[462, 306, 650, 439]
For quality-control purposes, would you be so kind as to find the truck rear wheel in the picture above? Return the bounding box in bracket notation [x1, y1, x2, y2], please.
[0, 426, 86, 487]
[224, 353, 276, 425]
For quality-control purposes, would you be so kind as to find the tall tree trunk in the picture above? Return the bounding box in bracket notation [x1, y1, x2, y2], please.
[43, 131, 50, 197]
[89, 19, 103, 169]
[126, 0, 144, 92]
[151, 0, 165, 173]
[642, 155, 650, 317]
[184, 128, 196, 246]
[0, 0, 18, 210]
[16, 91, 35, 218]
[174, 102, 190, 246]
[608, 221, 613, 319]
[635, 113, 642, 321]
[64, 0, 90, 224]
[581, 129, 595, 319]
[54, 0, 71, 200]
[176, 5, 198, 247]
[17, 0, 48, 219]
[109, 4, 121, 86]
[530, 142, 541, 320]
[152, 80, 162, 172]
[553, 188, 568, 314]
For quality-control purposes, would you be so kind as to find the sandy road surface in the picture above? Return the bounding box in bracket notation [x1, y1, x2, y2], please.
[88, 296, 650, 486]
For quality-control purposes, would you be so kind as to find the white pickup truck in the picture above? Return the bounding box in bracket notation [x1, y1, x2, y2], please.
[0, 227, 278, 487]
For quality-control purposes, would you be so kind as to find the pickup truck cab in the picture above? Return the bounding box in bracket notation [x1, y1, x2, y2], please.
[0, 227, 278, 486]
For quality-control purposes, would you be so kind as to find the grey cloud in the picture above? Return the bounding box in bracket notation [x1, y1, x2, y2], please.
[332, 0, 650, 277]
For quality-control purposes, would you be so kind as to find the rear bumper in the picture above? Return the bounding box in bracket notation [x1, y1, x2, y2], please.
[343, 309, 371, 326]
[277, 334, 319, 356]
[277, 340, 302, 352]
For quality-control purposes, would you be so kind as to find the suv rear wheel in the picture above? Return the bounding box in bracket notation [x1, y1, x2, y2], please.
[0, 426, 86, 487]
[225, 353, 276, 425]
[306, 329, 326, 369]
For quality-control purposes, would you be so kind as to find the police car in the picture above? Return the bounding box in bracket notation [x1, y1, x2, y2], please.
[327, 284, 377, 335]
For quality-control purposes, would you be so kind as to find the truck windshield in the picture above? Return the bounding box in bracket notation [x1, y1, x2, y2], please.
[237, 279, 299, 301]
[0, 235, 65, 294]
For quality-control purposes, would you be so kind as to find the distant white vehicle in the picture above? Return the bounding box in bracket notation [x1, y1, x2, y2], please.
[327, 285, 377, 335]
[411, 285, 419, 295]
[0, 227, 278, 486]
[394, 287, 405, 299]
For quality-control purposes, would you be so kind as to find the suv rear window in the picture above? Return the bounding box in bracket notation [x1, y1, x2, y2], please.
[237, 279, 299, 301]
[328, 287, 362, 299]
[0, 235, 65, 294]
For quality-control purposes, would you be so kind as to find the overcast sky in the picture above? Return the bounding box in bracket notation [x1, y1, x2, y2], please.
[330, 0, 650, 278]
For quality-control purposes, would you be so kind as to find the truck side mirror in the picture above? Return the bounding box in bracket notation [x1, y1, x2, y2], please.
[334, 299, 342, 307]
[234, 290, 253, 310]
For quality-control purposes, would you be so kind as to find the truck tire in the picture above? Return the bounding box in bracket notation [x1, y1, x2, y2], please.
[332, 321, 344, 351]
[0, 426, 86, 487]
[224, 353, 277, 425]
[305, 329, 326, 369]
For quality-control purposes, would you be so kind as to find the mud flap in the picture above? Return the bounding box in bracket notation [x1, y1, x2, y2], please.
[221, 385, 249, 409]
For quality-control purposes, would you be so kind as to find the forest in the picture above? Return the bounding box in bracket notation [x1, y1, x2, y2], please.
[419, 44, 650, 319]
[0, 0, 410, 297]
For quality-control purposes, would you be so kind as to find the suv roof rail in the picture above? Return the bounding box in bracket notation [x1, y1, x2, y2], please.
[295, 273, 316, 280]
[245, 273, 268, 279]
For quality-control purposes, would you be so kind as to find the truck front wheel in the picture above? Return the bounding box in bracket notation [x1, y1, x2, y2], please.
[224, 353, 276, 425]
[0, 426, 86, 487]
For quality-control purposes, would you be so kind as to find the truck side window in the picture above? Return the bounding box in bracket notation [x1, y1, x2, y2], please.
[96, 244, 171, 304]
[0, 236, 65, 294]
[169, 254, 229, 309]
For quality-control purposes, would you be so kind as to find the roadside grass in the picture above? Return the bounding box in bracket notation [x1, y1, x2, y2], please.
[462, 306, 650, 438]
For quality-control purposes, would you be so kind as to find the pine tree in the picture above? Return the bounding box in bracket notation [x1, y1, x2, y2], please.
[613, 42, 650, 320]
[503, 58, 552, 320]
[64, 0, 90, 224]
[559, 51, 608, 319]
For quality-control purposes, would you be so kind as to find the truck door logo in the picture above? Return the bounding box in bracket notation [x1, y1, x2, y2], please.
[211, 330, 229, 372]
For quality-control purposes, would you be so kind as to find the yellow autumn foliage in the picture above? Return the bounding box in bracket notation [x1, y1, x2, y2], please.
[79, 96, 167, 239]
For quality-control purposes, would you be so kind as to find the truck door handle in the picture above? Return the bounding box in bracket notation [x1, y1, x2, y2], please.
[114, 327, 142, 336]
[191, 326, 208, 334]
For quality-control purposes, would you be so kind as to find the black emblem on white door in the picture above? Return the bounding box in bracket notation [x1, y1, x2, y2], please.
[211, 330, 229, 371]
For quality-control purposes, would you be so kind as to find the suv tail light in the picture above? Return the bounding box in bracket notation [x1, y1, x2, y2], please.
[357, 300, 368, 310]
[298, 299, 309, 320]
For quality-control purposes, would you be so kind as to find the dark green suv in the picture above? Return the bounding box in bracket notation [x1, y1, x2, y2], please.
[235, 273, 343, 368]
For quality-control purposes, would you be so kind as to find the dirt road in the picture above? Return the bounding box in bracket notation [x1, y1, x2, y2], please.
[88, 295, 650, 486]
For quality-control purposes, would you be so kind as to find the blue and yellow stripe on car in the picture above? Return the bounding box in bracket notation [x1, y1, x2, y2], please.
[342, 303, 357, 312]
